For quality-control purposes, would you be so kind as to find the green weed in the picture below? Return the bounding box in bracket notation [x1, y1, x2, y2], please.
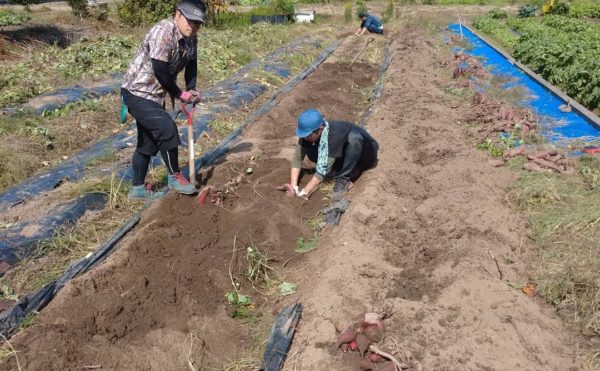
[0, 285, 19, 301]
[245, 245, 274, 286]
[0, 9, 30, 26]
[85, 149, 117, 169]
[19, 311, 38, 330]
[478, 138, 505, 157]
[344, 2, 353, 22]
[295, 237, 317, 253]
[41, 99, 101, 119]
[509, 160, 600, 340]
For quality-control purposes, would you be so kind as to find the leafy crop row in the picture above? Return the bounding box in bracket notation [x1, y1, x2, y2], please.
[569, 2, 600, 18]
[0, 9, 29, 26]
[473, 15, 600, 110]
[472, 16, 518, 50]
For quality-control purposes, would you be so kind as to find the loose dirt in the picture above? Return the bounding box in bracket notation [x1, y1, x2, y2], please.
[0, 20, 581, 371]
[0, 37, 379, 370]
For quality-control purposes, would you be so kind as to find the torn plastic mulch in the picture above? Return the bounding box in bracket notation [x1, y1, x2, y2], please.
[0, 193, 107, 271]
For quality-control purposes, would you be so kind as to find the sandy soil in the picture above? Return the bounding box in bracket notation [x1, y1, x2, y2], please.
[281, 26, 578, 371]
[0, 21, 580, 371]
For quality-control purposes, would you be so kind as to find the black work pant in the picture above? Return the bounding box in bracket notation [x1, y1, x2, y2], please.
[333, 130, 378, 183]
[122, 88, 181, 186]
[367, 27, 384, 35]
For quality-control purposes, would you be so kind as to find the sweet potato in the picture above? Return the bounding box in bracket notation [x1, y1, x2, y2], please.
[368, 353, 384, 363]
[532, 158, 563, 173]
[503, 146, 525, 159]
[358, 359, 376, 371]
[196, 187, 211, 206]
[523, 161, 546, 172]
[336, 329, 357, 348]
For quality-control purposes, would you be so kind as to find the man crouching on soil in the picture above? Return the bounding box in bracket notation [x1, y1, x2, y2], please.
[287, 108, 378, 199]
[121, 0, 205, 199]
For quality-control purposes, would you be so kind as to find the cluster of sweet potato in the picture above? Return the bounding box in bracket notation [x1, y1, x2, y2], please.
[444, 52, 488, 84]
[336, 313, 408, 371]
[470, 92, 538, 142]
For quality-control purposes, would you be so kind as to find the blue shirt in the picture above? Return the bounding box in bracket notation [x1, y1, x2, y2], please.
[361, 15, 383, 32]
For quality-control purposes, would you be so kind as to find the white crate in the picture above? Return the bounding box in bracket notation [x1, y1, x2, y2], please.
[294, 10, 315, 23]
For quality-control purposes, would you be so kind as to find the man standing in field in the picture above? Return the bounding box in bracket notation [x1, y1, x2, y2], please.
[284, 108, 379, 199]
[121, 0, 205, 199]
[355, 11, 384, 36]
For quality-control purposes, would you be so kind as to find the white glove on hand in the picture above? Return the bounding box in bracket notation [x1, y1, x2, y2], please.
[296, 189, 308, 198]
[292, 185, 300, 196]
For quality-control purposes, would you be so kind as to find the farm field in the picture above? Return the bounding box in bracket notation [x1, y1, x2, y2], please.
[0, 1, 599, 370]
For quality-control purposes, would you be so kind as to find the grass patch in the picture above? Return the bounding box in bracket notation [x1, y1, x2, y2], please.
[0, 172, 141, 296]
[0, 136, 42, 192]
[508, 157, 600, 356]
[295, 237, 317, 253]
[85, 149, 118, 169]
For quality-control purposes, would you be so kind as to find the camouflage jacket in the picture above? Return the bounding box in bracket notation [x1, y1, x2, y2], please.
[122, 18, 197, 104]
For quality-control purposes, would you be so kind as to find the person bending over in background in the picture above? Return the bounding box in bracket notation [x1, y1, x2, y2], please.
[288, 109, 379, 199]
[355, 12, 384, 36]
[121, 0, 205, 199]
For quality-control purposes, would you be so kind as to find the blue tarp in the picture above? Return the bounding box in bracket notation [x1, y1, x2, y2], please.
[448, 24, 600, 145]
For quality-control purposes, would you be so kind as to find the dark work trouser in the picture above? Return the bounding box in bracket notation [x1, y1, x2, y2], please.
[122, 88, 181, 186]
[367, 26, 384, 35]
[332, 129, 379, 188]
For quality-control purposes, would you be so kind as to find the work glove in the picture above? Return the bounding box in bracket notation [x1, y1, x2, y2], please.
[296, 188, 308, 198]
[276, 183, 297, 197]
[179, 91, 194, 104]
[189, 90, 201, 104]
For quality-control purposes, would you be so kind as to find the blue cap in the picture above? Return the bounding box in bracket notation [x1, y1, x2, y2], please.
[296, 109, 324, 138]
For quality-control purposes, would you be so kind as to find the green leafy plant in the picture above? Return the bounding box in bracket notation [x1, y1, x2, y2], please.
[478, 138, 504, 157]
[225, 291, 253, 318]
[542, 0, 569, 15]
[295, 237, 317, 253]
[66, 0, 90, 17]
[569, 3, 600, 18]
[488, 8, 508, 19]
[344, 1, 353, 22]
[272, 0, 295, 16]
[382, 0, 394, 23]
[0, 285, 19, 301]
[472, 16, 519, 49]
[117, 0, 178, 26]
[278, 282, 297, 296]
[356, 0, 367, 18]
[0, 9, 30, 26]
[518, 4, 538, 17]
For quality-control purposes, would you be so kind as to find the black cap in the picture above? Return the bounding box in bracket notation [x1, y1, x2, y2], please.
[358, 11, 368, 18]
[178, 0, 206, 24]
